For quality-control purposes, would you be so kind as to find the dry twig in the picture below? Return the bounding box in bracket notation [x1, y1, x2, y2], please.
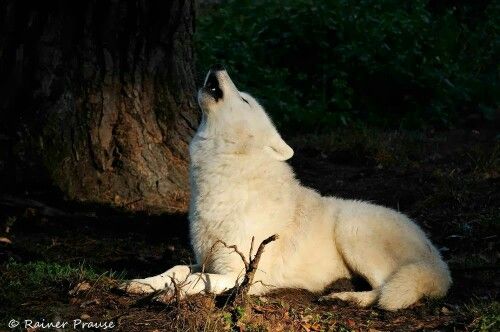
[207, 234, 279, 305]
[210, 239, 250, 270]
[236, 234, 278, 303]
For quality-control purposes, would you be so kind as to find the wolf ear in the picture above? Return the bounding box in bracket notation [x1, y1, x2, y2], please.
[264, 135, 294, 161]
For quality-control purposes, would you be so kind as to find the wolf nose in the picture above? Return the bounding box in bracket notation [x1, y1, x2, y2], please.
[210, 63, 226, 72]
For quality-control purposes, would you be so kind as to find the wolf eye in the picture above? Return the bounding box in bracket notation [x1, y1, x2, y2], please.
[242, 97, 249, 105]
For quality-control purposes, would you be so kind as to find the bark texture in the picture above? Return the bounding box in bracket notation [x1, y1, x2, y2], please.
[0, 0, 198, 213]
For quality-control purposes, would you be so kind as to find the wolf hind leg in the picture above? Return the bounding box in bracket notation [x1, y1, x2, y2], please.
[319, 290, 379, 307]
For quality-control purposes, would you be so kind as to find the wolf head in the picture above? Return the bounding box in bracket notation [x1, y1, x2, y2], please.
[197, 65, 294, 161]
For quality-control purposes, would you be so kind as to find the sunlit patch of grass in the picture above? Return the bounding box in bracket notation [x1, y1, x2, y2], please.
[0, 259, 124, 327]
[465, 300, 500, 331]
[5, 260, 96, 285]
[2, 259, 124, 288]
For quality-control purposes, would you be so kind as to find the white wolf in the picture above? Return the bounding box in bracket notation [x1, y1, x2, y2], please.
[124, 65, 451, 310]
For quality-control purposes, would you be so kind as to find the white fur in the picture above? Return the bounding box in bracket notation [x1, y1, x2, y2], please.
[124, 68, 451, 310]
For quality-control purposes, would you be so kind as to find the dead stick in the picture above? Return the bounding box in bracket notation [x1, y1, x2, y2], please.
[236, 234, 278, 302]
[169, 276, 182, 309]
[249, 236, 255, 261]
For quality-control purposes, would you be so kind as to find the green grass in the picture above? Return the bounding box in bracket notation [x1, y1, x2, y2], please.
[0, 259, 123, 327]
[1, 259, 124, 290]
[466, 301, 500, 331]
[4, 259, 100, 285]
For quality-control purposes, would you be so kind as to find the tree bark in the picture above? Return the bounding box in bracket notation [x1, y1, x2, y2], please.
[0, 0, 198, 213]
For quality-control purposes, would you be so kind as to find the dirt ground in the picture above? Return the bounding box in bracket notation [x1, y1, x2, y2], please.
[1, 128, 498, 331]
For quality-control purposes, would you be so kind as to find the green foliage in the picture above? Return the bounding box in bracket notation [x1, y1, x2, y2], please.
[0, 259, 119, 324]
[233, 305, 246, 320]
[3, 259, 100, 287]
[467, 301, 500, 331]
[196, 0, 499, 130]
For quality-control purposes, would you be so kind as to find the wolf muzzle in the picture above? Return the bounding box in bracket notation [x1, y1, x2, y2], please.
[202, 64, 225, 102]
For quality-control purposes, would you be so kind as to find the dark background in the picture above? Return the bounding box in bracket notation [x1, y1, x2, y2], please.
[197, 0, 498, 131]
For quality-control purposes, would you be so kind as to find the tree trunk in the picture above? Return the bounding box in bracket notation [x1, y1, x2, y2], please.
[0, 0, 198, 213]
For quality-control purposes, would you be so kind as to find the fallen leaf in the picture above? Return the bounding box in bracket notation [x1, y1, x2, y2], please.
[441, 306, 452, 315]
[69, 281, 92, 295]
[310, 323, 321, 331]
[0, 237, 12, 244]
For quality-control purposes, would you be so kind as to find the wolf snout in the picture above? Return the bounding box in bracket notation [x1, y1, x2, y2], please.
[202, 67, 224, 102]
[198, 64, 238, 108]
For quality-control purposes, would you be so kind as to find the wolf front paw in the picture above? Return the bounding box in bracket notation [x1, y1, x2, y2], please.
[118, 266, 194, 296]
[119, 278, 166, 295]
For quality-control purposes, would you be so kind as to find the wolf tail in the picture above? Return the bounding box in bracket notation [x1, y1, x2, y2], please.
[377, 260, 451, 311]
